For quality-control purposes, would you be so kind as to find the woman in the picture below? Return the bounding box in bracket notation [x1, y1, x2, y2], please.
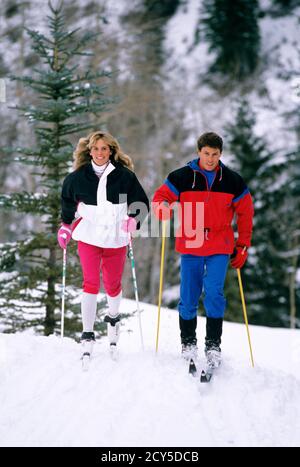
[57, 131, 149, 357]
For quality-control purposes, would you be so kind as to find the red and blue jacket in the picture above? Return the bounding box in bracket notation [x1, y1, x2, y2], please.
[152, 158, 254, 256]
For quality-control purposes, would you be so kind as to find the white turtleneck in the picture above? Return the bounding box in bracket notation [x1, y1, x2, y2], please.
[91, 160, 109, 179]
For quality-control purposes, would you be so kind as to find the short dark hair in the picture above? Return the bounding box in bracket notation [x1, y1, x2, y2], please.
[197, 132, 223, 152]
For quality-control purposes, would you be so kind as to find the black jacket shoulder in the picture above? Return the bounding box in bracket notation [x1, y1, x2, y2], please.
[166, 161, 249, 198]
[220, 163, 248, 198]
[167, 166, 191, 192]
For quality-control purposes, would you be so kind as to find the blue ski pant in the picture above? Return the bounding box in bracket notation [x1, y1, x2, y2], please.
[178, 254, 229, 320]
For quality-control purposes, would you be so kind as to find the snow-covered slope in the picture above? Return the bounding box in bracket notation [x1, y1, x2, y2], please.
[0, 299, 300, 447]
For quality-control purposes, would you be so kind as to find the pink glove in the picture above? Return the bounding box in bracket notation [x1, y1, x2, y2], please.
[230, 245, 248, 269]
[57, 223, 72, 249]
[121, 217, 137, 233]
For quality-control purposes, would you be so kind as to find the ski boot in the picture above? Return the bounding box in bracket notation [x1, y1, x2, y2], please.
[205, 317, 223, 369]
[181, 338, 198, 361]
[104, 314, 120, 359]
[179, 316, 198, 360]
[81, 331, 95, 370]
[205, 340, 222, 369]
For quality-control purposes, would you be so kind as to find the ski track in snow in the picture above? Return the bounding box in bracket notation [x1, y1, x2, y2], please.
[0, 305, 300, 447]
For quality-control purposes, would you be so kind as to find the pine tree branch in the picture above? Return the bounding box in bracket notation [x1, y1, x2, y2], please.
[0, 193, 49, 214]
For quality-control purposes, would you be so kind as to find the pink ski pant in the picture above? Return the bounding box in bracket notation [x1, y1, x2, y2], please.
[77, 241, 127, 296]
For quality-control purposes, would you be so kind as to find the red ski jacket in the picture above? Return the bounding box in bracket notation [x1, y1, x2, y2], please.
[152, 159, 254, 256]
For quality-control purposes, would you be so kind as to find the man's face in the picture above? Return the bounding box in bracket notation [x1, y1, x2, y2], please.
[198, 146, 221, 171]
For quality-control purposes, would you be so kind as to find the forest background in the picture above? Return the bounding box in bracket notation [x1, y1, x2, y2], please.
[0, 0, 299, 337]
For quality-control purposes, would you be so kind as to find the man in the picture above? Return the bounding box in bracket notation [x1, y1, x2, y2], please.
[152, 132, 254, 368]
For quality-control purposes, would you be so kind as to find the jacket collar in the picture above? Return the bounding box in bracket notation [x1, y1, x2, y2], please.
[85, 161, 116, 180]
[187, 158, 223, 186]
[187, 158, 222, 173]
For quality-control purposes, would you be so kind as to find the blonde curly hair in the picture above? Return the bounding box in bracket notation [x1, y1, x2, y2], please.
[73, 131, 134, 171]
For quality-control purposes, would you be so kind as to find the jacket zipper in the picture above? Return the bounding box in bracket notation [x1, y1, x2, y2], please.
[193, 169, 217, 200]
[192, 169, 217, 240]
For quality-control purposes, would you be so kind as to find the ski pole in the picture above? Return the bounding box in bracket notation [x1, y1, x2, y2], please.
[237, 268, 254, 367]
[128, 236, 144, 350]
[155, 220, 167, 353]
[60, 247, 67, 339]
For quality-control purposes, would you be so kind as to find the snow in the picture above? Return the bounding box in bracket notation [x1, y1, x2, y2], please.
[0, 298, 300, 447]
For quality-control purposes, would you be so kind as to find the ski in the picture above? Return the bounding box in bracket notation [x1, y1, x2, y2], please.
[80, 336, 94, 371]
[188, 358, 215, 382]
[109, 343, 118, 361]
[200, 348, 221, 382]
[81, 352, 91, 371]
[200, 367, 214, 383]
[187, 353, 220, 383]
[188, 358, 198, 377]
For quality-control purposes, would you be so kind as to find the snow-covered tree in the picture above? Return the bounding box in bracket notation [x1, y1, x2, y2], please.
[224, 99, 291, 327]
[275, 86, 300, 328]
[0, 1, 112, 335]
[271, 0, 299, 15]
[200, 0, 261, 80]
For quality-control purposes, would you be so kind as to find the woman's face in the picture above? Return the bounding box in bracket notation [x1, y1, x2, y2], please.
[90, 138, 111, 166]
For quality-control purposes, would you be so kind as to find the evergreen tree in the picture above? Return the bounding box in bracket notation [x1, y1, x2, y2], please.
[272, 149, 300, 328]
[200, 0, 261, 80]
[273, 0, 295, 5]
[251, 47, 300, 329]
[123, 0, 181, 69]
[274, 78, 300, 328]
[271, 0, 299, 15]
[224, 99, 291, 327]
[0, 1, 112, 336]
[0, 0, 34, 246]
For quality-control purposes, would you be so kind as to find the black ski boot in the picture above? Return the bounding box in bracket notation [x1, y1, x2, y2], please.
[179, 316, 198, 360]
[205, 317, 223, 369]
